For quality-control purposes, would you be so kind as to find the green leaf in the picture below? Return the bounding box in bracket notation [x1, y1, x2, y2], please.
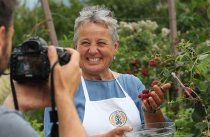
[198, 54, 208, 60]
[192, 102, 206, 122]
[194, 122, 208, 131]
[175, 54, 185, 62]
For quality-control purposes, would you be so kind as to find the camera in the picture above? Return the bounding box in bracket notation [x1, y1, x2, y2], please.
[10, 36, 70, 82]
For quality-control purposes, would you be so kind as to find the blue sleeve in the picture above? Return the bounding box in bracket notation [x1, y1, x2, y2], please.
[44, 107, 52, 137]
[131, 76, 145, 124]
[119, 75, 145, 124]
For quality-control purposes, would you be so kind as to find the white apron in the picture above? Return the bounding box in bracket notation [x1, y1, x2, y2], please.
[81, 74, 141, 136]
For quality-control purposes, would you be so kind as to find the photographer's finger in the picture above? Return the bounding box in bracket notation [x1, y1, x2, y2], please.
[65, 48, 80, 66]
[48, 46, 59, 67]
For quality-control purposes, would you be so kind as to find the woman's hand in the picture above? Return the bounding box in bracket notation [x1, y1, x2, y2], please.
[141, 83, 171, 113]
[93, 126, 133, 137]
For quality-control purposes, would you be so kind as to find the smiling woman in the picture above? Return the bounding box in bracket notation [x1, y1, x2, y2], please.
[44, 5, 172, 137]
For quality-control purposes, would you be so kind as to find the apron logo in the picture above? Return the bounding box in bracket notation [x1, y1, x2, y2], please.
[109, 110, 127, 127]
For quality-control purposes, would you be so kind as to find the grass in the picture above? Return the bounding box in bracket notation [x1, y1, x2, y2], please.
[0, 70, 11, 104]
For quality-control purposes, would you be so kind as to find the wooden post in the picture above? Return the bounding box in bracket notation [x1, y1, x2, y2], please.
[168, 0, 178, 55]
[167, 0, 182, 112]
[41, 0, 59, 47]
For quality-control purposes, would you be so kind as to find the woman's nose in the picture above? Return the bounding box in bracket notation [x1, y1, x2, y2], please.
[88, 45, 98, 54]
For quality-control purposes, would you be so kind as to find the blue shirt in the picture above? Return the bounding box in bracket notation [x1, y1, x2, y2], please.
[44, 74, 158, 136]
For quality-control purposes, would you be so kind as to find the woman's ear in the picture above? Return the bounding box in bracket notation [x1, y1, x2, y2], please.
[113, 41, 119, 54]
[74, 44, 77, 49]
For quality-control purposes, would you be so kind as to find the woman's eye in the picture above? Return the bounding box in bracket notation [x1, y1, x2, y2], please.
[81, 41, 90, 46]
[98, 42, 106, 46]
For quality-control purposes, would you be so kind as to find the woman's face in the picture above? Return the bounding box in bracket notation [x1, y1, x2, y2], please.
[76, 22, 119, 75]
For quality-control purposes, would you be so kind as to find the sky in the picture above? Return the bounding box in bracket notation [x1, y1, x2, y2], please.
[20, 0, 69, 9]
[20, 0, 39, 9]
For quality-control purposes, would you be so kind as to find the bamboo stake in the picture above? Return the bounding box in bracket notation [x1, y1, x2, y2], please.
[41, 0, 59, 47]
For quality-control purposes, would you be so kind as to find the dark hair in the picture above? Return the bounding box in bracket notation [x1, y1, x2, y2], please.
[0, 0, 17, 30]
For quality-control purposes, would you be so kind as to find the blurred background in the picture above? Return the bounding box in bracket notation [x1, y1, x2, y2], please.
[0, 0, 209, 136]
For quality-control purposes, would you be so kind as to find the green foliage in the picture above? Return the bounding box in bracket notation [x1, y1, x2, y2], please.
[59, 31, 74, 48]
[13, 0, 83, 47]
[174, 108, 194, 137]
[111, 20, 172, 86]
[24, 110, 44, 137]
[85, 0, 169, 27]
[176, 0, 210, 43]
[208, 6, 210, 19]
[111, 19, 210, 136]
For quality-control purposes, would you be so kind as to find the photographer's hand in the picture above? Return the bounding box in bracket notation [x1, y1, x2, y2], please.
[3, 81, 51, 112]
[47, 46, 86, 137]
[48, 46, 81, 100]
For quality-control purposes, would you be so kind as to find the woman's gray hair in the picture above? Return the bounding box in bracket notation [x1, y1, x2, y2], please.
[73, 5, 119, 47]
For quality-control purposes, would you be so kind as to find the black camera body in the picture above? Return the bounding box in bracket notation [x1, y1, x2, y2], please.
[10, 36, 70, 82]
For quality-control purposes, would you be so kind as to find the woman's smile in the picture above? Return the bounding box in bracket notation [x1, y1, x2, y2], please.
[87, 57, 101, 64]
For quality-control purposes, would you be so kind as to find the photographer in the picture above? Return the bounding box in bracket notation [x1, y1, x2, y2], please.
[0, 0, 86, 137]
